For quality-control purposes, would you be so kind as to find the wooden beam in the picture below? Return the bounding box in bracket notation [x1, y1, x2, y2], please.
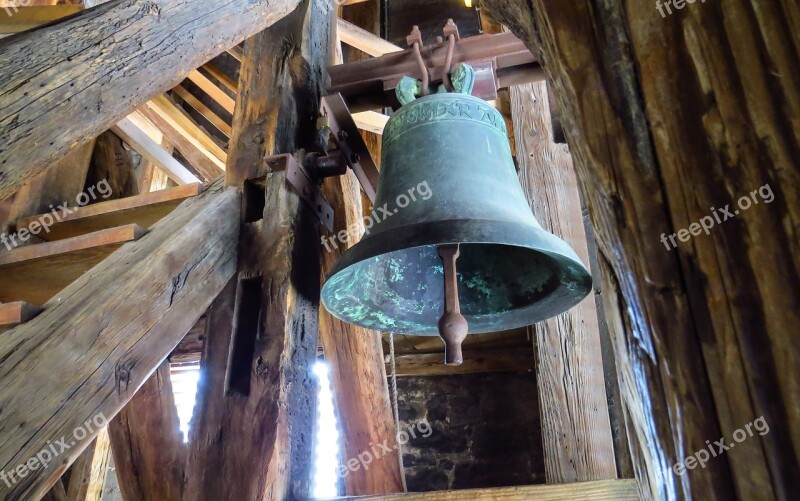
[0, 5, 83, 34]
[136, 95, 227, 180]
[17, 184, 204, 241]
[42, 480, 68, 501]
[185, 3, 327, 500]
[0, 301, 43, 330]
[336, 479, 639, 500]
[352, 111, 388, 135]
[112, 118, 201, 186]
[0, 0, 301, 200]
[202, 64, 239, 94]
[88, 131, 139, 200]
[512, 81, 617, 482]
[385, 348, 534, 377]
[172, 86, 233, 138]
[320, 171, 405, 497]
[108, 361, 185, 501]
[0, 180, 239, 499]
[0, 225, 147, 305]
[65, 429, 111, 501]
[187, 70, 236, 115]
[485, 0, 800, 499]
[0, 141, 95, 235]
[336, 18, 402, 57]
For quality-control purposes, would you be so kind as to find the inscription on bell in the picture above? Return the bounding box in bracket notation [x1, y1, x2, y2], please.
[385, 97, 507, 145]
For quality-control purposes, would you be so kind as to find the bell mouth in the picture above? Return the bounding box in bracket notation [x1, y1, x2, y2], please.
[321, 219, 593, 335]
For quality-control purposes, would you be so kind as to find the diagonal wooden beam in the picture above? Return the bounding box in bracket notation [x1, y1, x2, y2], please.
[172, 85, 233, 138]
[65, 429, 111, 501]
[108, 361, 185, 501]
[0, 179, 239, 500]
[112, 118, 201, 186]
[336, 18, 401, 57]
[187, 70, 236, 115]
[0, 0, 301, 200]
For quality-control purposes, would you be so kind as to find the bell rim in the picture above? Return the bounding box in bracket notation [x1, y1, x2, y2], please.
[321, 218, 593, 335]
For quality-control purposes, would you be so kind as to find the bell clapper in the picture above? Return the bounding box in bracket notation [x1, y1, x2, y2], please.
[437, 244, 469, 366]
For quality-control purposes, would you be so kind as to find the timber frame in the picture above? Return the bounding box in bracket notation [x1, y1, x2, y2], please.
[0, 1, 796, 500]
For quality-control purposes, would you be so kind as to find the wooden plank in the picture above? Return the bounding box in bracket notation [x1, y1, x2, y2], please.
[0, 141, 95, 235]
[0, 225, 146, 305]
[336, 479, 639, 500]
[108, 361, 185, 501]
[226, 45, 244, 62]
[42, 480, 68, 501]
[485, 0, 800, 499]
[66, 429, 111, 501]
[337, 18, 402, 57]
[512, 81, 616, 482]
[184, 4, 326, 500]
[187, 70, 236, 115]
[203, 64, 239, 94]
[0, 5, 83, 33]
[142, 94, 227, 168]
[173, 85, 233, 138]
[385, 348, 534, 377]
[0, 179, 239, 499]
[0, 0, 301, 200]
[0, 302, 43, 330]
[112, 118, 201, 186]
[352, 111, 388, 135]
[17, 184, 204, 241]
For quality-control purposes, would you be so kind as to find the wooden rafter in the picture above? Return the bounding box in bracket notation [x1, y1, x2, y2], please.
[0, 0, 302, 200]
[0, 180, 239, 499]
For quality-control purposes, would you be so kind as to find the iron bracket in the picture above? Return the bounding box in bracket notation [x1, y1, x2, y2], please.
[263, 153, 335, 232]
[319, 93, 381, 203]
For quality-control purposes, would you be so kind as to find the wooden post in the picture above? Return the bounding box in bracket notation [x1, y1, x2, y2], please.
[65, 429, 111, 501]
[511, 81, 616, 482]
[184, 1, 329, 499]
[107, 362, 186, 501]
[485, 0, 800, 499]
[0, 180, 239, 500]
[0, 0, 302, 200]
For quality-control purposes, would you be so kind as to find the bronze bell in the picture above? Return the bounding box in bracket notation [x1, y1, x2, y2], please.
[321, 93, 592, 365]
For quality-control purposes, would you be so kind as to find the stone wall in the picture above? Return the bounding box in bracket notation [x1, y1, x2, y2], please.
[396, 372, 545, 491]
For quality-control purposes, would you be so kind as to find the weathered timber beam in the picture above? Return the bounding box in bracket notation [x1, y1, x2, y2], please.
[512, 81, 616, 482]
[112, 118, 201, 186]
[0, 0, 301, 200]
[336, 479, 639, 500]
[65, 428, 111, 501]
[337, 18, 401, 57]
[484, 0, 800, 499]
[0, 179, 239, 500]
[0, 5, 83, 34]
[88, 131, 139, 200]
[108, 361, 185, 501]
[385, 348, 534, 377]
[185, 2, 328, 500]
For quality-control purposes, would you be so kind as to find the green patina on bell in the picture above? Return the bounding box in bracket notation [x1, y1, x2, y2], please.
[321, 93, 592, 357]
